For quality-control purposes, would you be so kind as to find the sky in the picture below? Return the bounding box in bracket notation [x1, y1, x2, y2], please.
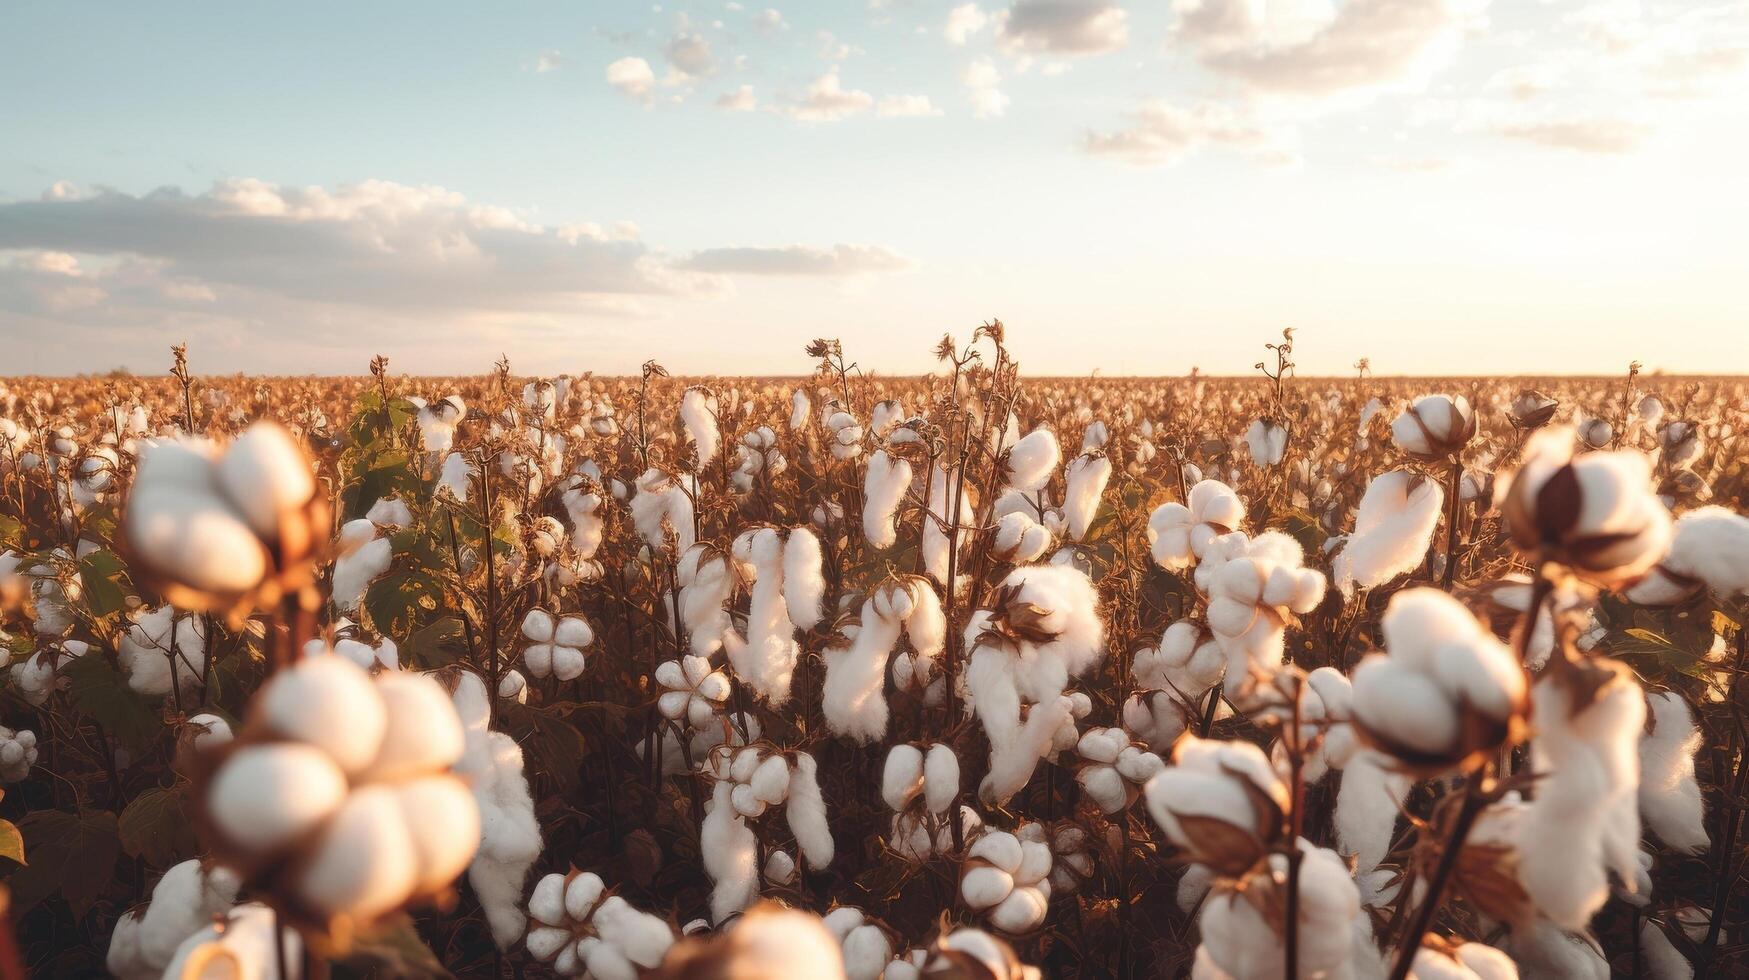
[2, 0, 1746, 377]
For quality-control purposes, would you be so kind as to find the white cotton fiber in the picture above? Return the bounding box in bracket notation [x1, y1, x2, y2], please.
[1332, 469, 1443, 596]
[863, 450, 913, 550]
[1639, 691, 1707, 854]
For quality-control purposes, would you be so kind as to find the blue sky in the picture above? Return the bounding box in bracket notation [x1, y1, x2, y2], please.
[3, 1, 1746, 375]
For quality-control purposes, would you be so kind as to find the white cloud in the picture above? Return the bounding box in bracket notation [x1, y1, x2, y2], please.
[0, 180, 912, 371]
[1170, 0, 1484, 98]
[678, 244, 913, 275]
[717, 84, 759, 111]
[1489, 114, 1650, 153]
[997, 1, 1128, 56]
[666, 33, 716, 77]
[877, 94, 944, 117]
[535, 50, 565, 73]
[755, 7, 787, 31]
[783, 69, 874, 121]
[945, 4, 990, 46]
[606, 57, 657, 100]
[1082, 99, 1292, 166]
[962, 58, 1010, 118]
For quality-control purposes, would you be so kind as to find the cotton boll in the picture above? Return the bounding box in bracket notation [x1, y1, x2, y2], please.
[159, 903, 302, 980]
[363, 671, 466, 781]
[1334, 750, 1412, 874]
[924, 744, 959, 814]
[842, 923, 894, 980]
[1333, 470, 1443, 596]
[207, 743, 349, 852]
[922, 463, 973, 587]
[783, 527, 825, 630]
[1518, 656, 1645, 931]
[992, 511, 1053, 564]
[1638, 691, 1707, 853]
[451, 673, 541, 949]
[1063, 453, 1111, 542]
[258, 654, 388, 774]
[863, 449, 913, 549]
[701, 781, 759, 923]
[215, 423, 317, 540]
[680, 388, 721, 467]
[1628, 505, 1749, 604]
[787, 752, 835, 869]
[364, 496, 413, 528]
[185, 712, 234, 751]
[297, 785, 421, 920]
[824, 591, 904, 742]
[332, 530, 392, 612]
[1006, 428, 1060, 492]
[1391, 395, 1477, 460]
[1503, 921, 1609, 980]
[128, 860, 241, 971]
[1144, 735, 1287, 876]
[764, 849, 796, 885]
[1196, 846, 1359, 980]
[394, 776, 481, 895]
[1496, 427, 1671, 586]
[437, 452, 474, 502]
[883, 744, 925, 811]
[1244, 418, 1288, 466]
[1639, 919, 1693, 980]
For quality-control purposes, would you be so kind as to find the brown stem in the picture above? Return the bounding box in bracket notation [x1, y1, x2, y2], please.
[1387, 768, 1491, 980]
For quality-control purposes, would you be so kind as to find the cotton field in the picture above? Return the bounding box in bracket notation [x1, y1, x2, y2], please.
[0, 329, 1745, 979]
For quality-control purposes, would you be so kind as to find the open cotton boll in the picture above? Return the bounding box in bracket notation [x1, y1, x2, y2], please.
[1006, 427, 1060, 493]
[824, 582, 916, 742]
[364, 496, 413, 528]
[1518, 656, 1645, 931]
[1195, 845, 1359, 980]
[701, 780, 759, 923]
[1496, 427, 1671, 586]
[159, 903, 302, 980]
[677, 544, 735, 657]
[1504, 921, 1609, 980]
[207, 743, 350, 853]
[992, 511, 1053, 564]
[1144, 735, 1287, 876]
[1350, 588, 1526, 774]
[437, 452, 474, 503]
[0, 727, 37, 783]
[863, 449, 913, 549]
[1638, 691, 1707, 853]
[1135, 621, 1225, 700]
[1333, 469, 1443, 596]
[1629, 505, 1749, 604]
[630, 468, 696, 555]
[725, 527, 803, 705]
[185, 712, 234, 751]
[332, 520, 392, 612]
[883, 744, 925, 811]
[924, 744, 959, 814]
[1062, 453, 1111, 542]
[1244, 418, 1288, 466]
[782, 527, 825, 630]
[118, 605, 207, 699]
[106, 859, 241, 975]
[449, 672, 541, 948]
[1334, 749, 1412, 874]
[1639, 919, 1693, 980]
[298, 785, 422, 920]
[1148, 479, 1246, 570]
[1392, 394, 1478, 460]
[258, 654, 388, 774]
[559, 483, 604, 559]
[922, 463, 973, 587]
[787, 752, 835, 868]
[1404, 941, 1521, 980]
[680, 387, 721, 467]
[360, 671, 466, 781]
[870, 399, 906, 441]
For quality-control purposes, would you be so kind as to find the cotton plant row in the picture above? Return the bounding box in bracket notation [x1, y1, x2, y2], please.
[0, 336, 1745, 978]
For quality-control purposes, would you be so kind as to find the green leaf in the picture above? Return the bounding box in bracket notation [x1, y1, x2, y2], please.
[118, 787, 200, 868]
[63, 654, 163, 755]
[363, 569, 445, 640]
[0, 514, 21, 550]
[402, 616, 467, 669]
[4, 809, 120, 918]
[77, 548, 132, 619]
[0, 818, 24, 866]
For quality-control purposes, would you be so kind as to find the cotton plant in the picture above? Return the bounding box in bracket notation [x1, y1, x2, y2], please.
[822, 576, 945, 742]
[519, 608, 596, 681]
[963, 564, 1106, 804]
[959, 824, 1055, 934]
[699, 745, 833, 922]
[524, 870, 677, 978]
[196, 655, 480, 930]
